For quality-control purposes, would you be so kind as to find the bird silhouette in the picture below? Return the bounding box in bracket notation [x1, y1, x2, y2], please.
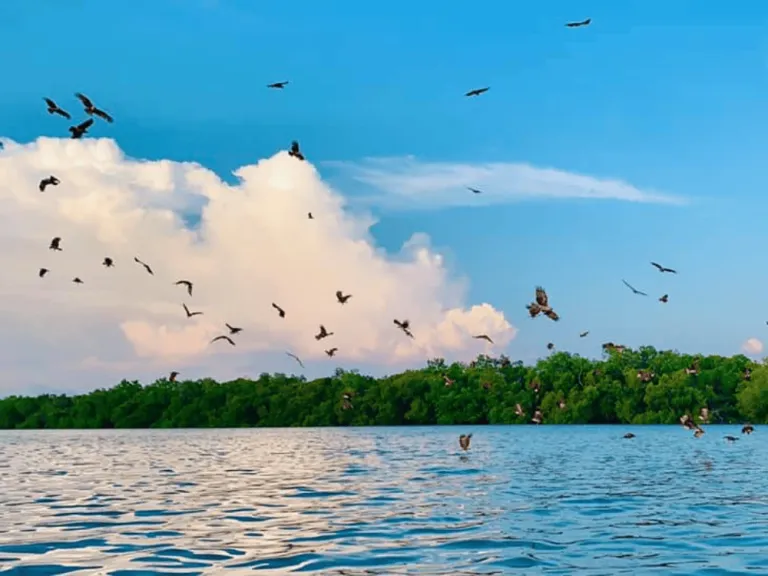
[175, 280, 193, 296]
[651, 262, 677, 274]
[226, 323, 242, 335]
[315, 325, 333, 340]
[473, 334, 493, 344]
[169, 371, 179, 382]
[579, 331, 589, 338]
[39, 175, 60, 192]
[133, 257, 153, 275]
[394, 319, 414, 338]
[102, 257, 114, 268]
[659, 294, 669, 303]
[289, 140, 305, 161]
[211, 335, 236, 346]
[336, 290, 352, 304]
[69, 118, 94, 139]
[183, 303, 203, 318]
[325, 347, 338, 357]
[465, 87, 490, 97]
[526, 286, 559, 321]
[565, 18, 591, 27]
[267, 81, 289, 89]
[308, 212, 314, 219]
[43, 98, 71, 119]
[286, 352, 305, 368]
[39, 268, 48, 278]
[49, 237, 62, 251]
[467, 187, 483, 194]
[622, 279, 648, 296]
[458, 434, 472, 450]
[272, 303, 286, 318]
[72, 277, 83, 284]
[75, 93, 114, 122]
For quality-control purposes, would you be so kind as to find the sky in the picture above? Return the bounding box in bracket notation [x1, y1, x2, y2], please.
[1, 0, 768, 395]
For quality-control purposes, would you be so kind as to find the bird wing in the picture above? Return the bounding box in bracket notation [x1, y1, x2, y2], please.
[59, 109, 71, 119]
[77, 118, 94, 130]
[544, 309, 559, 321]
[335, 290, 343, 300]
[94, 108, 114, 123]
[44, 97, 56, 108]
[651, 262, 663, 271]
[183, 304, 190, 315]
[291, 141, 300, 153]
[535, 286, 549, 307]
[75, 93, 93, 108]
[526, 303, 541, 317]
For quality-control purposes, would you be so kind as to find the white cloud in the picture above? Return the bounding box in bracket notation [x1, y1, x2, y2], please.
[0, 137, 516, 394]
[742, 338, 764, 356]
[329, 156, 686, 209]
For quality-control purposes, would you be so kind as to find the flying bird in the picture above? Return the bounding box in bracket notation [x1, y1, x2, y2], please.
[43, 98, 71, 119]
[226, 323, 242, 335]
[659, 294, 668, 303]
[315, 325, 334, 340]
[39, 268, 48, 278]
[102, 257, 114, 268]
[271, 303, 286, 318]
[75, 93, 114, 123]
[49, 237, 62, 251]
[39, 175, 60, 192]
[515, 403, 525, 417]
[69, 118, 94, 139]
[211, 335, 236, 346]
[308, 212, 314, 219]
[183, 303, 203, 318]
[547, 342, 555, 351]
[579, 331, 589, 338]
[458, 434, 472, 450]
[526, 286, 559, 321]
[72, 277, 83, 284]
[651, 262, 677, 274]
[134, 257, 153, 275]
[724, 435, 739, 443]
[286, 352, 305, 368]
[565, 18, 591, 27]
[169, 371, 179, 382]
[473, 334, 493, 344]
[622, 279, 648, 296]
[267, 81, 289, 89]
[467, 187, 483, 194]
[742, 424, 755, 435]
[175, 280, 193, 297]
[465, 87, 489, 97]
[325, 348, 338, 357]
[394, 319, 414, 338]
[336, 291, 352, 304]
[532, 409, 543, 425]
[623, 433, 636, 439]
[288, 140, 305, 161]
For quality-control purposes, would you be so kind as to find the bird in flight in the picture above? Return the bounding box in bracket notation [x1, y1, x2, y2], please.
[69, 118, 94, 139]
[325, 347, 338, 357]
[226, 323, 242, 335]
[49, 237, 62, 251]
[39, 175, 60, 192]
[394, 319, 414, 338]
[336, 290, 352, 304]
[134, 257, 153, 275]
[467, 187, 483, 194]
[39, 268, 48, 278]
[659, 294, 668, 303]
[622, 279, 647, 296]
[286, 352, 304, 368]
[465, 87, 489, 97]
[75, 93, 114, 123]
[579, 331, 589, 338]
[742, 424, 755, 435]
[102, 257, 114, 268]
[473, 334, 493, 344]
[526, 286, 559, 321]
[175, 280, 193, 297]
[315, 325, 333, 340]
[651, 262, 677, 274]
[183, 303, 203, 318]
[72, 277, 83, 284]
[308, 212, 314, 219]
[547, 342, 555, 351]
[565, 18, 591, 27]
[211, 335, 235, 346]
[267, 81, 289, 89]
[289, 140, 305, 161]
[43, 98, 71, 119]
[458, 434, 472, 451]
[169, 371, 179, 382]
[272, 302, 286, 318]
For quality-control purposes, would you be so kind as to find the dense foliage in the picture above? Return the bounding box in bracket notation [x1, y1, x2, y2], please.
[1, 347, 767, 429]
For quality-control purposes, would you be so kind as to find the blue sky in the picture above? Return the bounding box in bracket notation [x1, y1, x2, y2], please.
[2, 0, 768, 371]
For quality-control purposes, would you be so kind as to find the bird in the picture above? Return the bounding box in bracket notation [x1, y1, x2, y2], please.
[622, 279, 648, 296]
[308, 212, 314, 219]
[744, 368, 752, 381]
[133, 257, 153, 275]
[680, 414, 705, 437]
[286, 352, 305, 368]
[685, 360, 700, 376]
[72, 277, 83, 284]
[394, 319, 414, 338]
[532, 409, 543, 425]
[723, 434, 739, 443]
[579, 331, 589, 338]
[565, 18, 591, 27]
[623, 433, 636, 439]
[325, 348, 338, 357]
[43, 98, 71, 119]
[651, 262, 677, 274]
[443, 375, 455, 387]
[526, 286, 559, 321]
[183, 303, 203, 318]
[225, 323, 242, 335]
[467, 187, 483, 194]
[211, 335, 236, 346]
[288, 141, 305, 161]
[458, 434, 472, 451]
[39, 268, 48, 278]
[272, 303, 286, 318]
[742, 424, 755, 435]
[547, 342, 555, 351]
[102, 257, 114, 268]
[49, 237, 62, 251]
[698, 407, 710, 424]
[267, 81, 289, 89]
[75, 93, 114, 123]
[473, 334, 493, 344]
[637, 370, 654, 382]
[659, 294, 668, 303]
[175, 280, 193, 297]
[69, 118, 94, 139]
[336, 290, 352, 304]
[169, 371, 179, 382]
[465, 87, 489, 97]
[515, 403, 525, 417]
[694, 429, 705, 438]
[315, 325, 333, 340]
[602, 342, 626, 354]
[39, 175, 60, 192]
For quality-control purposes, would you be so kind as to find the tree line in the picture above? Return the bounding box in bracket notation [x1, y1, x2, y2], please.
[1, 346, 766, 429]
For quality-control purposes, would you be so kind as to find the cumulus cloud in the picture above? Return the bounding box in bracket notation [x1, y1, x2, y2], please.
[742, 338, 763, 356]
[0, 137, 515, 393]
[329, 156, 686, 209]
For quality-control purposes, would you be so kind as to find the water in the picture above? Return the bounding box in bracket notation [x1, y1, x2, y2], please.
[0, 426, 766, 575]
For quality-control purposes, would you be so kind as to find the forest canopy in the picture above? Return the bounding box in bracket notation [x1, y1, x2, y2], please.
[1, 346, 767, 429]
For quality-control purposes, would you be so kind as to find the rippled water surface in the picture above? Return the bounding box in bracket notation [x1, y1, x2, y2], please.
[1, 427, 767, 575]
